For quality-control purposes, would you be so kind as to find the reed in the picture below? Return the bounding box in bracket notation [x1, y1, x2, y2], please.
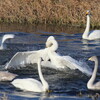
[0, 0, 100, 27]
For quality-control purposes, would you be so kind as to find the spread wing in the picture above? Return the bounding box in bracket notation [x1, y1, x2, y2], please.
[61, 56, 92, 76]
[48, 51, 92, 76]
[5, 49, 49, 69]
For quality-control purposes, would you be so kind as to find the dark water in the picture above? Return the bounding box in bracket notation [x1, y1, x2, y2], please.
[0, 24, 100, 100]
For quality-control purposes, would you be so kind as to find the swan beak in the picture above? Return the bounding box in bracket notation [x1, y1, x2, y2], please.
[46, 90, 53, 93]
[86, 11, 89, 15]
[88, 57, 92, 61]
[86, 10, 91, 16]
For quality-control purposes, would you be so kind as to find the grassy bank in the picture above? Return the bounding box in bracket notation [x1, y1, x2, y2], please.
[0, 0, 100, 27]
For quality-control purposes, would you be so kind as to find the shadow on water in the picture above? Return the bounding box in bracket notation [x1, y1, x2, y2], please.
[0, 24, 100, 100]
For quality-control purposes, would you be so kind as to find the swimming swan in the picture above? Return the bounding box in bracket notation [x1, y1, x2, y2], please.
[5, 36, 58, 69]
[46, 36, 92, 76]
[11, 57, 49, 92]
[87, 56, 100, 90]
[0, 34, 15, 49]
[82, 10, 100, 40]
[5, 36, 92, 76]
[0, 71, 17, 81]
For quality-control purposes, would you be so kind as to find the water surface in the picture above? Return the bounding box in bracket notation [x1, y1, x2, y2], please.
[0, 24, 100, 100]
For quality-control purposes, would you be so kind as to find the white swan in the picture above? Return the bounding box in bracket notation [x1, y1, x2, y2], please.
[5, 36, 57, 69]
[11, 57, 49, 92]
[5, 48, 50, 69]
[0, 34, 15, 49]
[87, 56, 100, 90]
[45, 36, 92, 76]
[5, 36, 92, 76]
[0, 71, 17, 81]
[82, 10, 100, 40]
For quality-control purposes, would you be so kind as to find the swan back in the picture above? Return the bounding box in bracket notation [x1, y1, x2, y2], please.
[0, 71, 17, 81]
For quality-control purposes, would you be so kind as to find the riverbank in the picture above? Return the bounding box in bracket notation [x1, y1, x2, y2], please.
[0, 0, 100, 27]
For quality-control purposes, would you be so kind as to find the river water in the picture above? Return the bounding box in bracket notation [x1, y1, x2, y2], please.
[0, 24, 100, 100]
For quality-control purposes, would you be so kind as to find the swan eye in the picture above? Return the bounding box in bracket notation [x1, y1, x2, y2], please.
[40, 57, 44, 61]
[48, 59, 51, 62]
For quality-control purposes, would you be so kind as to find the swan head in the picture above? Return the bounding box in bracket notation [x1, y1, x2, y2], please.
[46, 36, 55, 48]
[86, 10, 91, 16]
[88, 56, 97, 62]
[46, 36, 58, 51]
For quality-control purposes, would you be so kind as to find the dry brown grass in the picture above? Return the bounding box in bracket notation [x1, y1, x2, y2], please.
[0, 0, 100, 27]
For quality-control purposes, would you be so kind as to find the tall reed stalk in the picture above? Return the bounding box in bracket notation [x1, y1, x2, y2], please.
[0, 0, 100, 27]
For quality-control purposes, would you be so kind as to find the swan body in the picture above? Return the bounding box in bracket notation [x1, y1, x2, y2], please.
[87, 56, 100, 90]
[0, 34, 15, 49]
[82, 10, 100, 40]
[5, 36, 92, 76]
[11, 58, 49, 92]
[0, 71, 17, 81]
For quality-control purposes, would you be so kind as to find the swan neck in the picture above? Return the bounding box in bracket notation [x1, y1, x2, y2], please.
[0, 43, 3, 49]
[83, 15, 90, 39]
[1, 36, 6, 44]
[50, 39, 58, 51]
[88, 58, 98, 86]
[38, 59, 48, 91]
[0, 38, 5, 49]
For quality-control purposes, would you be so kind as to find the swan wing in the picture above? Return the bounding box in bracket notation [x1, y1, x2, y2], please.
[5, 48, 49, 69]
[5, 51, 40, 69]
[12, 78, 43, 92]
[63, 56, 92, 75]
[48, 52, 92, 76]
[48, 52, 78, 69]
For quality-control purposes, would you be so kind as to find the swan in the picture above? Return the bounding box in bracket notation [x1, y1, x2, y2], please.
[0, 71, 17, 81]
[87, 56, 100, 90]
[11, 57, 49, 92]
[82, 10, 100, 40]
[45, 36, 92, 76]
[0, 34, 15, 49]
[4, 36, 57, 69]
[5, 36, 92, 76]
